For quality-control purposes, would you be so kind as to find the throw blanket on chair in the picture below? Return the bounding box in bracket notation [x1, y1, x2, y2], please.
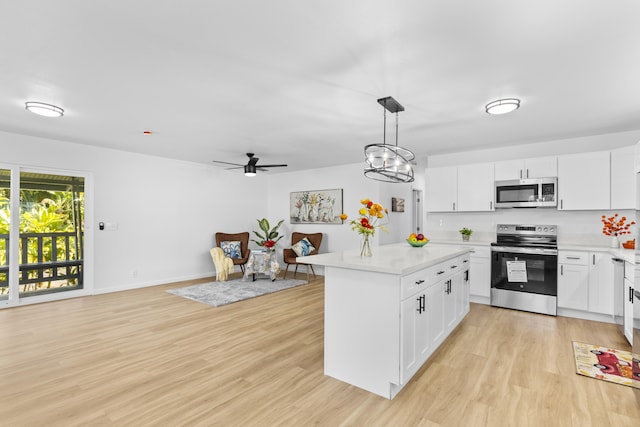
[210, 247, 235, 281]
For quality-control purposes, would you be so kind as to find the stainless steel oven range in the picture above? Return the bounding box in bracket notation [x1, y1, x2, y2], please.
[490, 224, 558, 316]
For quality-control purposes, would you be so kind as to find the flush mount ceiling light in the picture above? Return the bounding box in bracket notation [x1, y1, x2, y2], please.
[25, 101, 64, 117]
[364, 96, 415, 183]
[485, 98, 520, 115]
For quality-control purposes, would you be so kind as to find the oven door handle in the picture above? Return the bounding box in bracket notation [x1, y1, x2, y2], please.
[491, 246, 558, 256]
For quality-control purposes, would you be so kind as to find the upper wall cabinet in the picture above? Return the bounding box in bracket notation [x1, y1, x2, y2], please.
[457, 162, 495, 212]
[425, 166, 457, 212]
[494, 156, 557, 181]
[610, 146, 635, 210]
[558, 151, 610, 210]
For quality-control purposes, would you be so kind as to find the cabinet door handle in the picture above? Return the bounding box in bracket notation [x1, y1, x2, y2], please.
[592, 254, 595, 265]
[415, 279, 425, 285]
[416, 296, 422, 313]
[489, 201, 493, 210]
[437, 270, 445, 275]
[463, 259, 469, 263]
[560, 199, 563, 209]
[453, 202, 456, 211]
[630, 287, 634, 303]
[450, 265, 457, 269]
[566, 257, 581, 260]
[422, 295, 426, 313]
[520, 169, 523, 179]
[526, 169, 529, 178]
[561, 265, 563, 275]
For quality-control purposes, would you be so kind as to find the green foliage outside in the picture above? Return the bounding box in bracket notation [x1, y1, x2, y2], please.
[0, 189, 84, 294]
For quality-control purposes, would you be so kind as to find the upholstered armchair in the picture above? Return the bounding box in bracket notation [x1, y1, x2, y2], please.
[283, 232, 323, 280]
[215, 232, 251, 273]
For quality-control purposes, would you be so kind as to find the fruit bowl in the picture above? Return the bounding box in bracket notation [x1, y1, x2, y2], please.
[407, 239, 428, 247]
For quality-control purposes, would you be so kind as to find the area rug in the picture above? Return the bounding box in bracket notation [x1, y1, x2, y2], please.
[572, 341, 639, 387]
[167, 278, 308, 307]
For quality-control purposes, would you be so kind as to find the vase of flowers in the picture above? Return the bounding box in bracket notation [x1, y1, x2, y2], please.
[340, 198, 388, 257]
[601, 214, 635, 248]
[252, 218, 284, 252]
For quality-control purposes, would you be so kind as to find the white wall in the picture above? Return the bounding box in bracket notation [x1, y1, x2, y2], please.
[266, 163, 415, 257]
[1, 131, 268, 293]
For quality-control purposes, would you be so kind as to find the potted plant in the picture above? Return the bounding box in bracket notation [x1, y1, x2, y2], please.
[252, 218, 285, 251]
[459, 227, 473, 241]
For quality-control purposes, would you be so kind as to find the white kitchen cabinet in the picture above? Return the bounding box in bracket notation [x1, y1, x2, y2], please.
[469, 247, 491, 299]
[557, 151, 610, 210]
[457, 162, 495, 211]
[587, 252, 614, 315]
[494, 156, 557, 181]
[427, 278, 446, 350]
[425, 166, 457, 212]
[558, 251, 589, 311]
[610, 145, 635, 210]
[400, 284, 429, 384]
[623, 262, 634, 344]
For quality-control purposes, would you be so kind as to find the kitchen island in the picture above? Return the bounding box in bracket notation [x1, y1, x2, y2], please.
[301, 243, 471, 399]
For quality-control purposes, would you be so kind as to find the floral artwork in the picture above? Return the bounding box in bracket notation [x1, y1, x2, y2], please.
[601, 214, 635, 236]
[290, 189, 343, 224]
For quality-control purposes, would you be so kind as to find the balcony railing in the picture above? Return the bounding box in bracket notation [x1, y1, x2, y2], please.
[0, 232, 83, 295]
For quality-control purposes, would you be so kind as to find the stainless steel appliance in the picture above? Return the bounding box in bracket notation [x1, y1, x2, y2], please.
[495, 177, 557, 208]
[490, 224, 558, 315]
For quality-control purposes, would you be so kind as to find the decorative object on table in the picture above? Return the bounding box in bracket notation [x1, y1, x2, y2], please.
[601, 214, 635, 248]
[572, 341, 636, 388]
[290, 189, 343, 224]
[342, 198, 388, 257]
[244, 250, 280, 281]
[251, 218, 284, 251]
[407, 232, 428, 247]
[622, 239, 635, 249]
[283, 232, 323, 279]
[210, 247, 235, 281]
[167, 278, 308, 307]
[391, 197, 405, 212]
[459, 227, 473, 241]
[363, 96, 415, 183]
[215, 232, 251, 273]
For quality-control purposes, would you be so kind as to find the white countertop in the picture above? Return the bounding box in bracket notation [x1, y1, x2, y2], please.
[300, 243, 470, 275]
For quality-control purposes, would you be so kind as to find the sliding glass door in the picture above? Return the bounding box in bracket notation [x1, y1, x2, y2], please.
[0, 165, 89, 306]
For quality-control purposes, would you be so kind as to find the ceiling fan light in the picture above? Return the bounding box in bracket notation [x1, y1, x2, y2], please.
[25, 101, 64, 117]
[485, 98, 520, 115]
[244, 165, 257, 177]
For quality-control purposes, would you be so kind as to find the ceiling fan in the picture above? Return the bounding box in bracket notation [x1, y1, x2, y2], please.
[212, 153, 288, 176]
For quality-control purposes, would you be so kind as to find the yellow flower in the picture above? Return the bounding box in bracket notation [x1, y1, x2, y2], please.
[377, 212, 384, 218]
[339, 213, 348, 220]
[360, 198, 371, 206]
[358, 208, 368, 215]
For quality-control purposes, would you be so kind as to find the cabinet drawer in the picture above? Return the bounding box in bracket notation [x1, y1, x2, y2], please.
[559, 252, 588, 265]
[401, 267, 434, 299]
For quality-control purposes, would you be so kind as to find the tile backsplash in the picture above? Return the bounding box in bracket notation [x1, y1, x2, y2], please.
[426, 209, 636, 246]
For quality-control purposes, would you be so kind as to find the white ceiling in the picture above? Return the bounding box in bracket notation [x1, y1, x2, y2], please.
[2, 1, 640, 173]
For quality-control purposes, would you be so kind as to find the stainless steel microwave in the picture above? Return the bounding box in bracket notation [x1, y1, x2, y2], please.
[495, 177, 558, 208]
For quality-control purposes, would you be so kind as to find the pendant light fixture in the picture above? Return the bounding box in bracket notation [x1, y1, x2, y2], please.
[364, 96, 415, 183]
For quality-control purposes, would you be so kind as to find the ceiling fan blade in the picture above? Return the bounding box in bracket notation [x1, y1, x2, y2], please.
[212, 160, 244, 167]
[248, 157, 259, 166]
[257, 164, 288, 168]
[225, 166, 244, 170]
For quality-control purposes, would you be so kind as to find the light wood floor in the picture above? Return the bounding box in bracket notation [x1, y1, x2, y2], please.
[1, 274, 639, 426]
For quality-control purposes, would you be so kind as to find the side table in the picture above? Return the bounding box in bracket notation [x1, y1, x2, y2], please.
[243, 250, 280, 281]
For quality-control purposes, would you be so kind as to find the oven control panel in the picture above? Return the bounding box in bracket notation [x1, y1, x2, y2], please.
[496, 224, 556, 235]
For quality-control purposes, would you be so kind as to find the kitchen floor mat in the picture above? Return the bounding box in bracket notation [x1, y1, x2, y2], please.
[572, 341, 639, 387]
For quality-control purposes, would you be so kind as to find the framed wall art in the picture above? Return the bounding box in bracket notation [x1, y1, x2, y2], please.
[290, 189, 343, 224]
[391, 197, 405, 212]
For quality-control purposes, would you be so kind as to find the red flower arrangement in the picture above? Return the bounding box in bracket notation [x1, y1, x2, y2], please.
[601, 214, 635, 236]
[263, 240, 276, 249]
